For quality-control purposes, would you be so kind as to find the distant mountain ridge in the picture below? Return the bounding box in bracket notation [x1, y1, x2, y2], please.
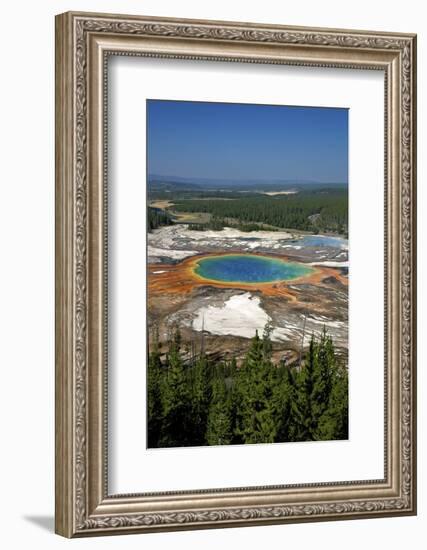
[148, 174, 348, 189]
[148, 179, 201, 192]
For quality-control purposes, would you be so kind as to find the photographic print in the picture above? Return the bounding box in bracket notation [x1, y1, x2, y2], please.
[147, 99, 349, 449]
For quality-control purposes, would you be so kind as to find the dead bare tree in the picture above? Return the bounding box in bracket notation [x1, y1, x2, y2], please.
[298, 313, 307, 369]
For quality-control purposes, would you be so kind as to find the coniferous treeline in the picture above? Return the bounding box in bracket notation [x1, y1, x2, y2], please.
[147, 206, 173, 232]
[148, 188, 260, 201]
[147, 325, 348, 448]
[171, 189, 348, 234]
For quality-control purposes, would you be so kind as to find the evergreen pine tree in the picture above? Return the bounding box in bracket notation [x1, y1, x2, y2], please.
[190, 355, 210, 445]
[159, 328, 192, 447]
[291, 329, 344, 441]
[311, 328, 334, 438]
[273, 364, 295, 442]
[206, 376, 232, 445]
[317, 361, 348, 440]
[290, 335, 316, 441]
[147, 328, 163, 448]
[147, 320, 348, 448]
[235, 327, 278, 444]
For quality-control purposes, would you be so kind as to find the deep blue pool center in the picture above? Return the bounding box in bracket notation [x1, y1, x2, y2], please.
[193, 254, 314, 284]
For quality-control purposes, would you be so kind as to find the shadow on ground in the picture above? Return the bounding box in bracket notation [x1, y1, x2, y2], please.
[23, 515, 54, 533]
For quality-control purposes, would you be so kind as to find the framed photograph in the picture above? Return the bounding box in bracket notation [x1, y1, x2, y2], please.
[55, 11, 417, 537]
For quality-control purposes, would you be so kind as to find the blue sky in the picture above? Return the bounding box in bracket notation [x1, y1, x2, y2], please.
[147, 100, 348, 184]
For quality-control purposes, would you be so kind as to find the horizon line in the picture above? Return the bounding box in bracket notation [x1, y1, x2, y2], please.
[148, 174, 348, 185]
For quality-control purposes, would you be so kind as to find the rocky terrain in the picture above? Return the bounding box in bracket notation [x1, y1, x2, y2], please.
[148, 224, 348, 365]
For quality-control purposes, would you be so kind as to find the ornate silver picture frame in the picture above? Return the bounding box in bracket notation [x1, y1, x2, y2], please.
[55, 11, 417, 537]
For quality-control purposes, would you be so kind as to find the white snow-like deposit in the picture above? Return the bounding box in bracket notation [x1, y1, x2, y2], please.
[147, 245, 198, 261]
[193, 293, 271, 339]
[148, 225, 348, 265]
[192, 292, 320, 343]
[308, 315, 347, 329]
[179, 226, 294, 241]
[191, 293, 347, 343]
[149, 224, 293, 244]
[263, 190, 298, 196]
[147, 224, 302, 260]
[309, 260, 349, 268]
[271, 325, 301, 341]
